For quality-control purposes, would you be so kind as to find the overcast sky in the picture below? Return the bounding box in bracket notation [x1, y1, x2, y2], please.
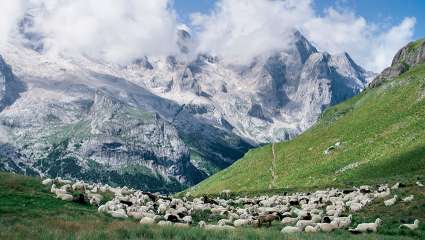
[1, 0, 423, 72]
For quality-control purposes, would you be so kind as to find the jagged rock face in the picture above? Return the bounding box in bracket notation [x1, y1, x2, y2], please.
[0, 56, 26, 111]
[0, 32, 371, 193]
[370, 38, 425, 88]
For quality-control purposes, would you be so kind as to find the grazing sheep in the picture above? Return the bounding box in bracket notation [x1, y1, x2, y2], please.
[295, 220, 316, 230]
[258, 213, 279, 227]
[317, 223, 337, 232]
[140, 217, 155, 225]
[402, 195, 414, 202]
[89, 194, 103, 206]
[335, 215, 352, 229]
[349, 202, 363, 212]
[391, 182, 400, 190]
[110, 209, 128, 219]
[42, 178, 53, 186]
[349, 218, 382, 233]
[233, 219, 251, 227]
[384, 195, 397, 207]
[56, 193, 73, 201]
[182, 216, 193, 224]
[282, 217, 299, 225]
[199, 221, 235, 230]
[400, 220, 420, 230]
[157, 220, 173, 226]
[218, 219, 232, 226]
[416, 181, 424, 187]
[281, 226, 302, 234]
[72, 182, 85, 191]
[305, 225, 320, 233]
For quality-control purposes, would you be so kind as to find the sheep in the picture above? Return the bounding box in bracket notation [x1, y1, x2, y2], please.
[400, 219, 420, 230]
[349, 202, 363, 212]
[60, 184, 72, 192]
[140, 217, 155, 225]
[295, 220, 316, 230]
[402, 195, 414, 202]
[42, 178, 53, 186]
[56, 193, 73, 201]
[258, 213, 279, 227]
[199, 221, 235, 230]
[416, 181, 424, 187]
[281, 226, 302, 234]
[110, 209, 128, 219]
[391, 182, 400, 190]
[384, 195, 397, 207]
[334, 215, 352, 229]
[221, 189, 232, 198]
[89, 194, 103, 206]
[218, 219, 233, 226]
[281, 217, 298, 225]
[157, 220, 173, 226]
[304, 225, 320, 233]
[182, 216, 193, 224]
[349, 218, 382, 233]
[317, 223, 337, 232]
[233, 219, 251, 227]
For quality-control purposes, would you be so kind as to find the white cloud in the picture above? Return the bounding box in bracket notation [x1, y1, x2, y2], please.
[191, 0, 313, 65]
[192, 0, 416, 72]
[16, 0, 180, 63]
[0, 0, 24, 46]
[0, 0, 417, 71]
[302, 8, 416, 72]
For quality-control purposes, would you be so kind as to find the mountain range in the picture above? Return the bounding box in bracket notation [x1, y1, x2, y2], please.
[0, 28, 373, 192]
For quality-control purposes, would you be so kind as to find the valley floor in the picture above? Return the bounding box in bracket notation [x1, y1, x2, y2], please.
[0, 172, 423, 240]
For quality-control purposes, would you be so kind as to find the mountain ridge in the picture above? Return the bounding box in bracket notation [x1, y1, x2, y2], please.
[0, 31, 371, 192]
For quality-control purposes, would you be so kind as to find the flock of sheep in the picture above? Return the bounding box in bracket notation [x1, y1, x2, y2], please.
[42, 177, 422, 235]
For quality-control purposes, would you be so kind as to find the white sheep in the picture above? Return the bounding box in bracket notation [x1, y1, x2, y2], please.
[56, 193, 73, 201]
[140, 217, 155, 225]
[110, 209, 128, 219]
[89, 194, 103, 206]
[199, 221, 235, 230]
[281, 217, 299, 225]
[391, 182, 400, 190]
[317, 223, 337, 232]
[402, 195, 414, 202]
[384, 195, 397, 207]
[295, 220, 316, 230]
[416, 181, 424, 187]
[349, 202, 363, 212]
[349, 218, 382, 233]
[281, 226, 302, 234]
[182, 216, 193, 224]
[42, 178, 53, 186]
[335, 215, 352, 229]
[157, 220, 173, 226]
[400, 219, 420, 230]
[218, 219, 232, 226]
[304, 225, 320, 233]
[233, 219, 251, 227]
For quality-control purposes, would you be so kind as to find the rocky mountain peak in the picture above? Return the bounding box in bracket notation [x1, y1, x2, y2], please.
[370, 38, 425, 88]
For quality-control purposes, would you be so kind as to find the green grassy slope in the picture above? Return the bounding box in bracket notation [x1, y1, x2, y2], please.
[189, 62, 425, 195]
[1, 172, 423, 240]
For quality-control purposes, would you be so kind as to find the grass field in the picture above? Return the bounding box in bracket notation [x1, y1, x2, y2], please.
[189, 63, 425, 196]
[1, 172, 424, 239]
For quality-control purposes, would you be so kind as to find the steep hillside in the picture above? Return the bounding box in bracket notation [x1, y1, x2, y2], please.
[190, 39, 425, 195]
